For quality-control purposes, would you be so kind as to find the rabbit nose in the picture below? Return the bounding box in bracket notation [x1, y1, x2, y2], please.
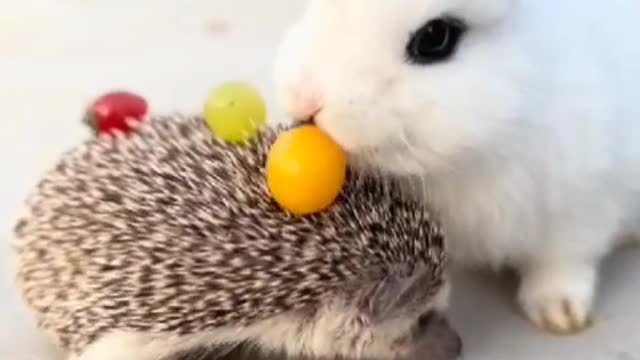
[289, 91, 322, 123]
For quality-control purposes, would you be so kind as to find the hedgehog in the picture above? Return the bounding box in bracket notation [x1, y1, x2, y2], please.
[11, 114, 461, 360]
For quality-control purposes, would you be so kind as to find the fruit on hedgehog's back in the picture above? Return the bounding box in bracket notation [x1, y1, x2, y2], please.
[266, 125, 347, 216]
[84, 91, 148, 136]
[204, 82, 267, 144]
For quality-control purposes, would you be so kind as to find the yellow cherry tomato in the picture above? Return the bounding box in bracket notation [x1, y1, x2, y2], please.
[266, 125, 347, 215]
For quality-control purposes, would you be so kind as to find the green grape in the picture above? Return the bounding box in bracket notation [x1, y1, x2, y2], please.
[204, 82, 267, 144]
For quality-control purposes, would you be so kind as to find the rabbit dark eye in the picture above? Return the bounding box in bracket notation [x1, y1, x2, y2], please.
[406, 17, 467, 65]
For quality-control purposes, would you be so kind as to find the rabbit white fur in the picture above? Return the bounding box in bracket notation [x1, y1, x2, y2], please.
[273, 0, 640, 334]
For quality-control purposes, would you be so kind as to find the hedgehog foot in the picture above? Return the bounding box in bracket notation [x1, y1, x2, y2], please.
[517, 262, 596, 335]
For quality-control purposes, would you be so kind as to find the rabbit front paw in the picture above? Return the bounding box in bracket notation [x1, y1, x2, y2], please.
[517, 262, 597, 335]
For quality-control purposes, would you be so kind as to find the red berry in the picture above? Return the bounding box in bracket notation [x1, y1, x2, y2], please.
[85, 91, 148, 136]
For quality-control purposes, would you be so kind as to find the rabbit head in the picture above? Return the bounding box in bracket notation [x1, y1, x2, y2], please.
[273, 0, 532, 175]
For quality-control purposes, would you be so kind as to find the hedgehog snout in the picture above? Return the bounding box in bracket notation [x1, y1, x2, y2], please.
[329, 262, 458, 360]
[405, 310, 463, 360]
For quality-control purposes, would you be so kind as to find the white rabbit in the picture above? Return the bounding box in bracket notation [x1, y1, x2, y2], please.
[273, 0, 640, 335]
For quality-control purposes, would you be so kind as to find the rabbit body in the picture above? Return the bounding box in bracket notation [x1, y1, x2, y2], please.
[273, 0, 640, 334]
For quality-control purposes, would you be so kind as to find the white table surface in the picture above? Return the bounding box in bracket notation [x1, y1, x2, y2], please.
[1, 1, 639, 359]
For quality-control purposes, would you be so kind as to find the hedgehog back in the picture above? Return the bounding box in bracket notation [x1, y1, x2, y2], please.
[12, 115, 445, 353]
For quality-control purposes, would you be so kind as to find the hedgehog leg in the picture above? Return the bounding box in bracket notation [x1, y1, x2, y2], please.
[70, 331, 202, 360]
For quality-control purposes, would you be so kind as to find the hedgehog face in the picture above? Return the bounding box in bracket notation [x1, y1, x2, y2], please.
[328, 263, 460, 360]
[245, 262, 460, 360]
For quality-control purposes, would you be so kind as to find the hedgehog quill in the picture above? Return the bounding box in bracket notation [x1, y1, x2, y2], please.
[12, 115, 461, 360]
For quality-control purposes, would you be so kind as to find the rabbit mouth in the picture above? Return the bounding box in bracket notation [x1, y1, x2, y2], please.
[348, 128, 452, 177]
[309, 111, 435, 175]
[349, 143, 427, 176]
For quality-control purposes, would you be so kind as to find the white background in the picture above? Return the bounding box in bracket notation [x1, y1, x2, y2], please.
[1, 1, 639, 359]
